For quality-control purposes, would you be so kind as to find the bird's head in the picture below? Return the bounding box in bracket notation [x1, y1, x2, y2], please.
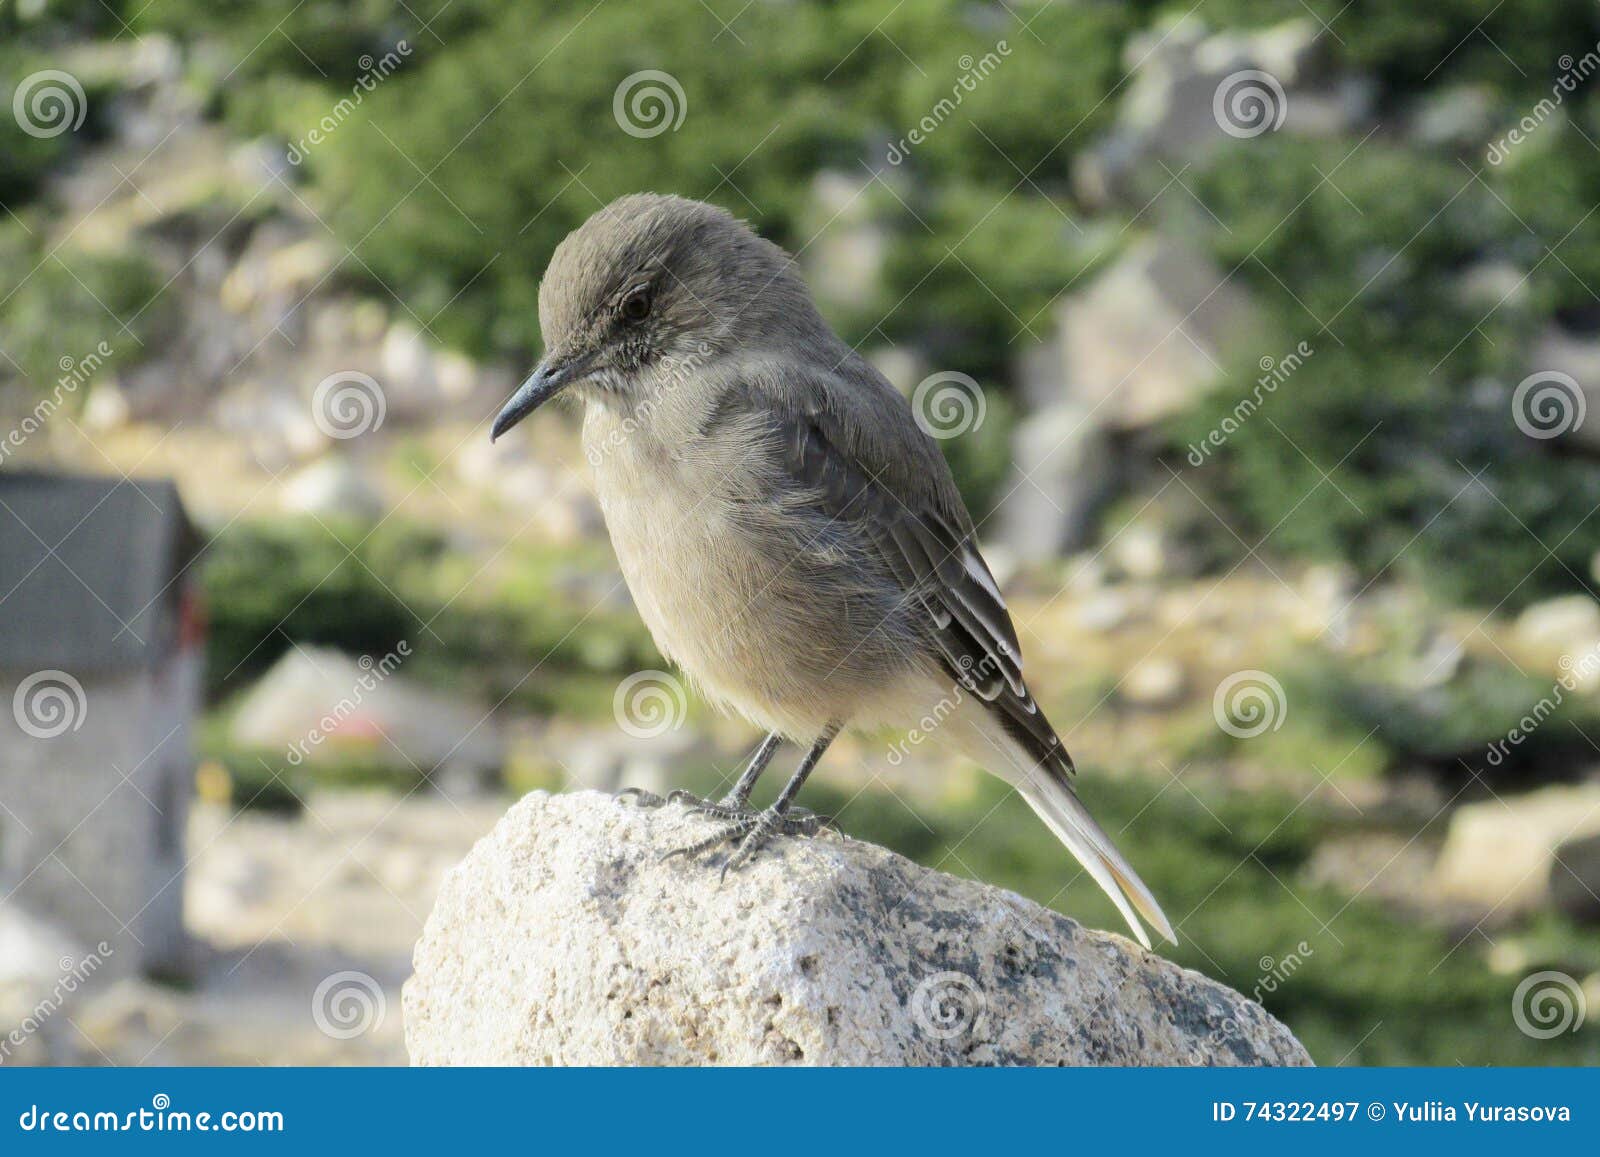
[491, 192, 822, 441]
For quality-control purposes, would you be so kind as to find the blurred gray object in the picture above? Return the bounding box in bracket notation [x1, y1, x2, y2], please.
[0, 471, 203, 979]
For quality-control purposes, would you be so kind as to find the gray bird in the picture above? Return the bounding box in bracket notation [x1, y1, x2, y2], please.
[491, 193, 1175, 947]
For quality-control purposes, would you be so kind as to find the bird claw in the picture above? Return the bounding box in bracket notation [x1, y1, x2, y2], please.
[659, 805, 832, 872]
[620, 787, 834, 867]
[616, 787, 741, 812]
[616, 787, 669, 808]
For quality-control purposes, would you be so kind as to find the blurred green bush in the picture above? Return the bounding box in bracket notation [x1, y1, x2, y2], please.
[201, 517, 659, 706]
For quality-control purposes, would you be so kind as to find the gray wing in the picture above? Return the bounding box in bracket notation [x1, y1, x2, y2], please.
[724, 364, 1075, 779]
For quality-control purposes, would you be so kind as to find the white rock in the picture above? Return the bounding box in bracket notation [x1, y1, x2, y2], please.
[992, 403, 1115, 561]
[404, 791, 1312, 1066]
[1513, 595, 1600, 664]
[229, 646, 502, 779]
[1074, 589, 1136, 634]
[1121, 658, 1187, 708]
[802, 171, 888, 311]
[1059, 236, 1265, 430]
[278, 456, 385, 522]
[1432, 785, 1600, 917]
[866, 346, 928, 397]
[82, 380, 132, 431]
[1110, 523, 1169, 580]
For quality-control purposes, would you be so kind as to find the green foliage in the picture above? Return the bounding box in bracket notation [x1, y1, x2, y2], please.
[881, 188, 1115, 377]
[1286, 650, 1600, 779]
[1147, 0, 1599, 96]
[0, 224, 169, 391]
[1491, 94, 1600, 321]
[201, 517, 659, 703]
[1172, 136, 1600, 608]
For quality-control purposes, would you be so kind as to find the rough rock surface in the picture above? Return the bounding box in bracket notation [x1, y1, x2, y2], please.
[404, 791, 1311, 1066]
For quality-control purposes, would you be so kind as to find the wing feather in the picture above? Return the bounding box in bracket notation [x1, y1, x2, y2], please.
[764, 399, 1070, 777]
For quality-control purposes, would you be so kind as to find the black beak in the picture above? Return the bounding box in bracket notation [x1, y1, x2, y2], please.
[490, 351, 592, 442]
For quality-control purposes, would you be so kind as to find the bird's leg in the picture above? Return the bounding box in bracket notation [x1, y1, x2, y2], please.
[662, 723, 841, 873]
[616, 732, 782, 812]
[722, 732, 783, 807]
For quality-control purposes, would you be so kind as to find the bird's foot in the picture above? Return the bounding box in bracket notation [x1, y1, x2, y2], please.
[616, 786, 716, 810]
[616, 787, 761, 817]
[616, 788, 834, 873]
[662, 804, 834, 877]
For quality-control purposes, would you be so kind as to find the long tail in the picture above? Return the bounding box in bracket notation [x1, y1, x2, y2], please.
[1015, 776, 1176, 949]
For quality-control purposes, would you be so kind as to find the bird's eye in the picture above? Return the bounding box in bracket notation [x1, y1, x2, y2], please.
[620, 288, 651, 324]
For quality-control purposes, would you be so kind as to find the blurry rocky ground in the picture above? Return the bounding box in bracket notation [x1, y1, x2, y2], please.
[3, 2, 1600, 1065]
